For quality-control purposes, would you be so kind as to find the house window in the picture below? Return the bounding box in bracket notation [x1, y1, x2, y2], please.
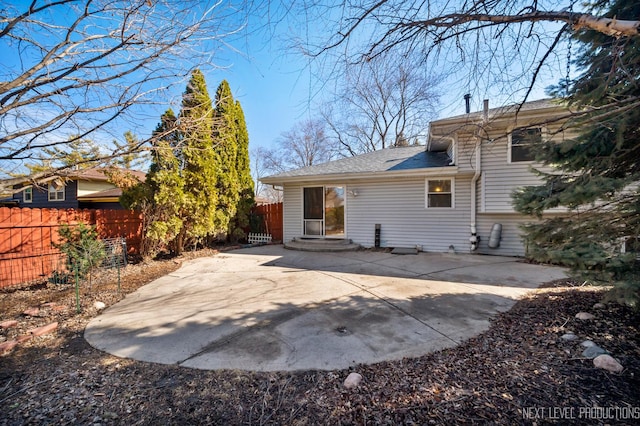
[509, 127, 541, 163]
[48, 183, 65, 201]
[23, 187, 33, 203]
[426, 179, 453, 208]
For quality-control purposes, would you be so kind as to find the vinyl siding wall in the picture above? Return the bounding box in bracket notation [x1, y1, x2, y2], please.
[475, 214, 537, 257]
[282, 184, 303, 242]
[449, 115, 571, 255]
[77, 181, 115, 197]
[282, 176, 474, 253]
[454, 117, 571, 214]
[13, 182, 79, 209]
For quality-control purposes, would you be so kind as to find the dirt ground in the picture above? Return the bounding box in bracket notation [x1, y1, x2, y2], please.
[1, 249, 639, 425]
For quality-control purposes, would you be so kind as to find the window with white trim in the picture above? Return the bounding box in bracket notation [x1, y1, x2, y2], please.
[48, 183, 65, 201]
[426, 179, 453, 208]
[23, 187, 33, 203]
[509, 127, 541, 163]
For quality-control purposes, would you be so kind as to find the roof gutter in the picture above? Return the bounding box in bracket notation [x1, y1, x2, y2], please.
[260, 166, 459, 186]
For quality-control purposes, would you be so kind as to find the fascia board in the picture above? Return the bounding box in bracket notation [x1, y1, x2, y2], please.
[260, 166, 459, 185]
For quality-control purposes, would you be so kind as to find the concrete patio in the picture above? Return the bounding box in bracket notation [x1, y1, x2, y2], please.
[85, 245, 566, 372]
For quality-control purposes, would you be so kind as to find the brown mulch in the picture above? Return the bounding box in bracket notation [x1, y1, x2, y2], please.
[1, 250, 639, 425]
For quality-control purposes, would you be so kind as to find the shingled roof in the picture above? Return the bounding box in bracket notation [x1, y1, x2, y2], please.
[261, 146, 453, 184]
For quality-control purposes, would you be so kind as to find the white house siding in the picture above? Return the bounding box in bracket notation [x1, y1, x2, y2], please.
[77, 180, 115, 197]
[475, 214, 539, 256]
[281, 177, 472, 253]
[282, 184, 303, 242]
[479, 139, 540, 213]
[347, 177, 472, 252]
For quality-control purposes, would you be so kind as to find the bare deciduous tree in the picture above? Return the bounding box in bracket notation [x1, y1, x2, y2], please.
[0, 0, 245, 191]
[251, 146, 282, 202]
[323, 53, 440, 155]
[298, 1, 640, 115]
[263, 119, 336, 172]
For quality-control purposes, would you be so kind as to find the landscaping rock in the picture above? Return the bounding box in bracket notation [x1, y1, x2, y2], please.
[17, 334, 33, 343]
[561, 333, 577, 341]
[575, 312, 595, 320]
[582, 345, 607, 359]
[93, 301, 106, 311]
[0, 320, 18, 329]
[0, 340, 18, 355]
[22, 307, 40, 317]
[593, 303, 606, 309]
[28, 322, 59, 337]
[344, 372, 363, 389]
[593, 354, 624, 373]
[581, 340, 596, 347]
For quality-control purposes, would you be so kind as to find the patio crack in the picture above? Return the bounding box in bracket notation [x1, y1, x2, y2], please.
[316, 271, 459, 345]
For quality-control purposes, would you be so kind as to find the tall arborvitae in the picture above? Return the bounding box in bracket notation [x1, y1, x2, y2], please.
[229, 100, 255, 242]
[180, 69, 218, 249]
[513, 0, 640, 305]
[146, 109, 186, 254]
[120, 109, 185, 258]
[212, 80, 240, 237]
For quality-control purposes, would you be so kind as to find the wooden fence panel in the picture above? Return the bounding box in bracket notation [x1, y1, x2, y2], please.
[252, 202, 283, 242]
[0, 207, 143, 289]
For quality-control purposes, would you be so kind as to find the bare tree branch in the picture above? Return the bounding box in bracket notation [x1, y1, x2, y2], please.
[0, 0, 247, 189]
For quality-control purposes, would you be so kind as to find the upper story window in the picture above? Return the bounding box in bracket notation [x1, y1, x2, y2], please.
[48, 183, 65, 201]
[509, 127, 541, 163]
[426, 178, 454, 208]
[23, 187, 33, 203]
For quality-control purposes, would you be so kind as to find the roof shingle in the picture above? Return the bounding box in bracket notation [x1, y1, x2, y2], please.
[263, 146, 451, 180]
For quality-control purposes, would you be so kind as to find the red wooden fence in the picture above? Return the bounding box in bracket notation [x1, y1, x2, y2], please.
[0, 203, 283, 289]
[0, 207, 142, 289]
[252, 202, 283, 242]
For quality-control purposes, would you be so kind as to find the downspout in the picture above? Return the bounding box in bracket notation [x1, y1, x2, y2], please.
[470, 99, 489, 251]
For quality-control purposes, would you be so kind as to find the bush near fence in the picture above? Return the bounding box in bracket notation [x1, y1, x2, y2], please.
[0, 207, 142, 289]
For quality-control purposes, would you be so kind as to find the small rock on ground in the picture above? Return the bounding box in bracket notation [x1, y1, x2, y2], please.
[561, 333, 577, 341]
[0, 320, 18, 329]
[581, 340, 595, 347]
[344, 372, 363, 389]
[575, 312, 595, 320]
[583, 345, 608, 359]
[594, 354, 624, 373]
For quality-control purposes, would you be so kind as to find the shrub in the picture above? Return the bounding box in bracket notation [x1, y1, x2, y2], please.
[55, 223, 106, 280]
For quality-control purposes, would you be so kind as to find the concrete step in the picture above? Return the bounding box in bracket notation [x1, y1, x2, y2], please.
[285, 238, 361, 252]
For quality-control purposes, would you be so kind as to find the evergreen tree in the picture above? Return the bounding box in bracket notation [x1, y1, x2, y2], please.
[513, 0, 640, 305]
[113, 131, 147, 170]
[120, 109, 186, 257]
[212, 80, 240, 238]
[26, 138, 102, 173]
[180, 69, 219, 248]
[146, 109, 186, 255]
[228, 100, 255, 242]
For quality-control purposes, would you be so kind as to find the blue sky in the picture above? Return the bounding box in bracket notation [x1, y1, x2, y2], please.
[1, 0, 568, 172]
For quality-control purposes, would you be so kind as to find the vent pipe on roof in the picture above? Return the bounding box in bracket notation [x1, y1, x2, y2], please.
[464, 94, 471, 114]
[483, 99, 489, 123]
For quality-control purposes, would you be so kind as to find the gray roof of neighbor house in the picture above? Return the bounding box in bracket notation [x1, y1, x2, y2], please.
[261, 146, 453, 184]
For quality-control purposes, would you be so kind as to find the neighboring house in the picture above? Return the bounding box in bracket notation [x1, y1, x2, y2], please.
[260, 99, 571, 256]
[8, 168, 145, 210]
